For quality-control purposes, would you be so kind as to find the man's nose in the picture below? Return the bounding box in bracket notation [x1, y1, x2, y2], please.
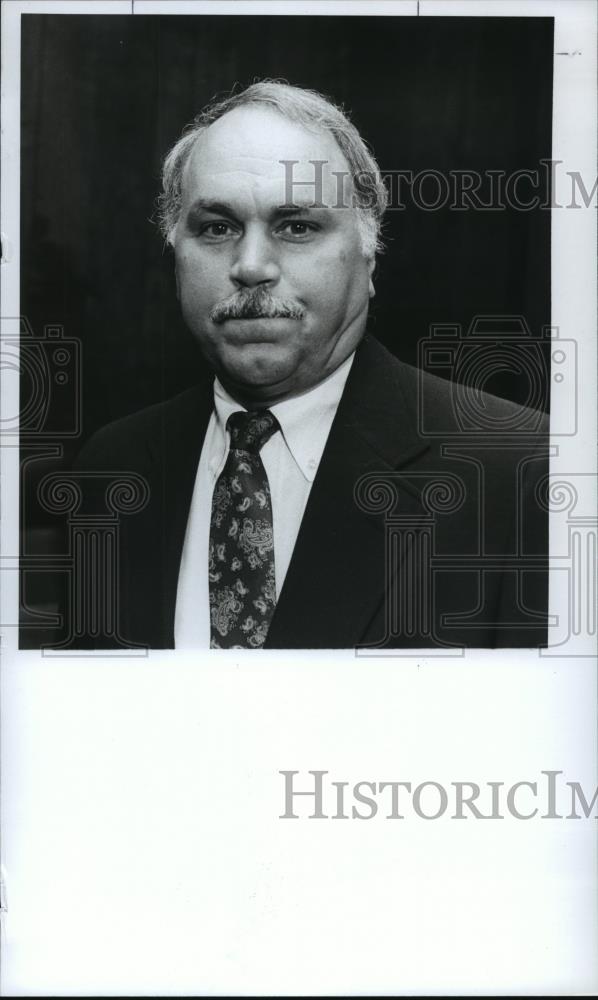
[229, 228, 281, 287]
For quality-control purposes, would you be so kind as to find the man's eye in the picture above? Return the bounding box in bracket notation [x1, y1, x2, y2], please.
[279, 221, 317, 239]
[200, 221, 235, 239]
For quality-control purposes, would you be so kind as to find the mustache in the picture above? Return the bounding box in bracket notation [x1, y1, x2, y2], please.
[210, 287, 305, 324]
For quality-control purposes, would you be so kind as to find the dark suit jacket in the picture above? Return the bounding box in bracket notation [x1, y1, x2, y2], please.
[73, 336, 549, 649]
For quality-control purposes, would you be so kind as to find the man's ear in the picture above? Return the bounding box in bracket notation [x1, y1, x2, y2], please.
[170, 236, 181, 300]
[368, 256, 376, 299]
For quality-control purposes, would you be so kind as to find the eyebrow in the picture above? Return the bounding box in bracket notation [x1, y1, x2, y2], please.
[186, 199, 238, 219]
[274, 205, 318, 216]
[186, 199, 325, 222]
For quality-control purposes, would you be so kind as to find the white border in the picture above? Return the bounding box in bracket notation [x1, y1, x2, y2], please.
[2, 1, 597, 995]
[134, 0, 418, 13]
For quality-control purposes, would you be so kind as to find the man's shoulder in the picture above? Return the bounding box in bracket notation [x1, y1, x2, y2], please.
[360, 336, 549, 436]
[73, 382, 213, 472]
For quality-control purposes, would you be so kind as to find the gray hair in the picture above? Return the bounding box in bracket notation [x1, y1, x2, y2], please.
[157, 80, 388, 259]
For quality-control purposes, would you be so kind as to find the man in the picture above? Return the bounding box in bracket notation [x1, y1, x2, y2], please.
[74, 80, 549, 650]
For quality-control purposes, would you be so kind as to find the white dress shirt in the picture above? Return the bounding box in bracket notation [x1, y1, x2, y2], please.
[174, 353, 355, 648]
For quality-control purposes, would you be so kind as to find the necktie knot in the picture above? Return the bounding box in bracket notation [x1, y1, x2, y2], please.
[227, 409, 279, 453]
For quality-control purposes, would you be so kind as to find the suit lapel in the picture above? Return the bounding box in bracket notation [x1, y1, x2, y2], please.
[265, 336, 431, 648]
[159, 382, 214, 645]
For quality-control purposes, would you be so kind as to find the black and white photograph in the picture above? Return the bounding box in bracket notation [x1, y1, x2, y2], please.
[1, 0, 597, 995]
[18, 11, 555, 651]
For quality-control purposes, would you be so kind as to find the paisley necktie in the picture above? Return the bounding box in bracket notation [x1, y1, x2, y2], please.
[209, 409, 280, 648]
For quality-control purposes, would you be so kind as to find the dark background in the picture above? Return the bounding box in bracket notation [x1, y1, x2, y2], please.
[20, 13, 553, 643]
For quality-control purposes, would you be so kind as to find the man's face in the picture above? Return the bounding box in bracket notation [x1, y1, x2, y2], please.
[173, 105, 375, 405]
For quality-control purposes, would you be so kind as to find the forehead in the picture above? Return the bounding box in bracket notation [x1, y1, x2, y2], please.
[181, 105, 351, 207]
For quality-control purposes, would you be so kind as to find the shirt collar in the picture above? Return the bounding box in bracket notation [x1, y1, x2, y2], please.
[212, 352, 355, 482]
